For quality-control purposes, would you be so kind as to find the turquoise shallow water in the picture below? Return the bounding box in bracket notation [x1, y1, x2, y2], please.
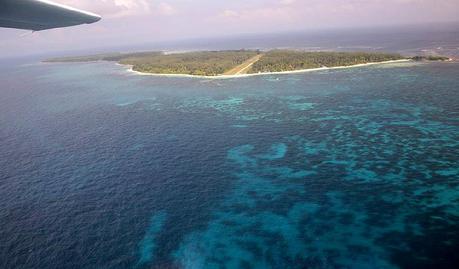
[0, 60, 458, 269]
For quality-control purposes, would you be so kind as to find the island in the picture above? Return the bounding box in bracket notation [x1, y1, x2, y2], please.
[44, 50, 449, 77]
[411, 55, 451, 61]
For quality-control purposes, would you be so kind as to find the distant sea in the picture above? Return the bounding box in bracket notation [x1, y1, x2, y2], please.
[29, 22, 459, 62]
[155, 23, 459, 59]
[1, 28, 459, 268]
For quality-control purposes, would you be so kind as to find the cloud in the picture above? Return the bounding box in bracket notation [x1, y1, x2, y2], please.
[221, 10, 240, 18]
[212, 0, 459, 32]
[1, 0, 458, 59]
[57, 0, 153, 18]
[279, 0, 296, 5]
[216, 3, 297, 27]
[158, 2, 177, 16]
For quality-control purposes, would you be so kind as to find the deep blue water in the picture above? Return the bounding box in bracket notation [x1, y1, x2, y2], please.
[0, 60, 458, 269]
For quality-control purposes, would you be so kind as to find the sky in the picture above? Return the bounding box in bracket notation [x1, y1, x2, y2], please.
[0, 0, 458, 58]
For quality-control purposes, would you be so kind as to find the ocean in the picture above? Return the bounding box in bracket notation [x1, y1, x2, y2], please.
[0, 57, 458, 268]
[29, 22, 459, 62]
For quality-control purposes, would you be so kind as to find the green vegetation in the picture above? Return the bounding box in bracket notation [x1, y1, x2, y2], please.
[46, 50, 259, 76]
[120, 50, 258, 76]
[44, 53, 119, 62]
[411, 55, 450, 61]
[44, 52, 162, 63]
[46, 50, 412, 76]
[249, 50, 404, 73]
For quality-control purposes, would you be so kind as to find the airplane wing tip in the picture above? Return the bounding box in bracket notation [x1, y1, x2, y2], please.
[87, 14, 102, 24]
[0, 0, 102, 31]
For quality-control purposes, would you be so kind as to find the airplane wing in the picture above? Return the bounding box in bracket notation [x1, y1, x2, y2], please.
[0, 0, 101, 31]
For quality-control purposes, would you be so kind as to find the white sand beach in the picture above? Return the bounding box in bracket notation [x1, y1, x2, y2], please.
[123, 59, 412, 79]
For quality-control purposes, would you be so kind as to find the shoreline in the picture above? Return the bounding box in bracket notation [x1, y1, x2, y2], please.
[122, 59, 412, 79]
